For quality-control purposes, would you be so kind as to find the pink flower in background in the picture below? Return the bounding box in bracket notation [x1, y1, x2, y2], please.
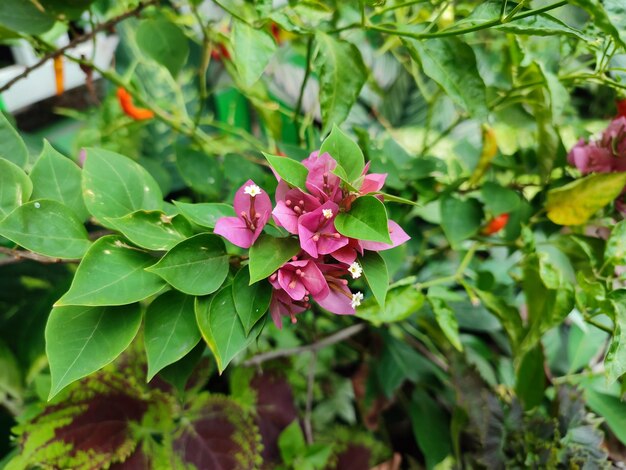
[214, 180, 271, 248]
[568, 118, 626, 174]
[297, 201, 349, 258]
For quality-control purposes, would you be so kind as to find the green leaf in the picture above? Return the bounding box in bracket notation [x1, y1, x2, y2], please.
[29, 141, 88, 220]
[56, 235, 167, 306]
[440, 196, 482, 247]
[335, 196, 391, 244]
[146, 234, 229, 296]
[263, 153, 308, 189]
[515, 345, 545, 410]
[0, 0, 55, 35]
[480, 182, 520, 216]
[428, 296, 463, 352]
[0, 200, 91, 259]
[409, 389, 452, 470]
[175, 146, 224, 199]
[356, 285, 424, 326]
[315, 33, 367, 135]
[319, 125, 365, 182]
[144, 291, 201, 381]
[546, 173, 626, 226]
[403, 37, 488, 119]
[232, 20, 277, 87]
[570, 0, 626, 48]
[195, 289, 264, 373]
[278, 420, 307, 465]
[105, 211, 193, 251]
[136, 19, 189, 77]
[0, 113, 28, 167]
[82, 148, 163, 222]
[46, 304, 142, 398]
[232, 266, 272, 335]
[585, 389, 626, 446]
[360, 252, 388, 309]
[474, 290, 524, 352]
[248, 235, 301, 284]
[173, 201, 235, 229]
[0, 159, 32, 219]
[0, 340, 22, 400]
[605, 220, 626, 266]
[605, 293, 626, 384]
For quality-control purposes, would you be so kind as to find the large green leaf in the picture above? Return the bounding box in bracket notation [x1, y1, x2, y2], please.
[319, 125, 365, 182]
[605, 292, 626, 384]
[409, 389, 452, 470]
[175, 146, 224, 199]
[105, 211, 193, 251]
[248, 235, 301, 284]
[546, 173, 626, 226]
[0, 159, 32, 219]
[0, 0, 54, 35]
[146, 234, 229, 296]
[196, 289, 264, 373]
[570, 0, 626, 48]
[232, 266, 272, 335]
[264, 153, 308, 189]
[585, 389, 626, 446]
[360, 252, 388, 309]
[403, 37, 488, 119]
[29, 141, 88, 220]
[232, 20, 277, 87]
[0, 200, 91, 259]
[46, 304, 142, 398]
[515, 345, 545, 410]
[136, 19, 189, 77]
[335, 196, 391, 244]
[481, 182, 520, 216]
[81, 148, 163, 222]
[356, 286, 424, 326]
[144, 291, 201, 381]
[56, 235, 166, 306]
[315, 33, 367, 135]
[440, 196, 482, 247]
[0, 113, 28, 168]
[173, 201, 235, 229]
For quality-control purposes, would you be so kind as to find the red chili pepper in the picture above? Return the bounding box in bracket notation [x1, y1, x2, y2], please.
[211, 43, 230, 61]
[116, 87, 154, 121]
[617, 98, 626, 118]
[270, 23, 281, 44]
[482, 213, 509, 235]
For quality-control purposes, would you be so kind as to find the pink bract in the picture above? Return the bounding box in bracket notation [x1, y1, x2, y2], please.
[297, 201, 349, 258]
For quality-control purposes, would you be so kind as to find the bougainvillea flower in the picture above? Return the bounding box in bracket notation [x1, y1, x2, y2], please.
[302, 151, 343, 202]
[358, 162, 387, 195]
[214, 180, 271, 248]
[568, 140, 618, 174]
[298, 201, 349, 258]
[601, 117, 626, 159]
[330, 237, 363, 264]
[315, 264, 357, 315]
[272, 188, 321, 234]
[360, 220, 410, 252]
[268, 259, 329, 301]
[270, 289, 309, 329]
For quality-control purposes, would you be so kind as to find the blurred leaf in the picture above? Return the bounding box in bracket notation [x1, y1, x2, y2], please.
[570, 0, 626, 48]
[136, 19, 189, 77]
[356, 285, 424, 326]
[515, 346, 545, 410]
[232, 20, 277, 87]
[0, 200, 91, 259]
[173, 201, 235, 229]
[404, 37, 488, 119]
[410, 389, 452, 470]
[249, 235, 300, 284]
[567, 322, 608, 373]
[440, 196, 482, 247]
[481, 182, 520, 216]
[585, 389, 626, 446]
[546, 173, 626, 226]
[232, 266, 272, 335]
[605, 291, 626, 383]
[0, 0, 54, 35]
[144, 291, 200, 381]
[605, 220, 626, 266]
[175, 146, 224, 199]
[278, 420, 306, 465]
[0, 159, 32, 219]
[56, 235, 166, 307]
[335, 196, 391, 244]
[105, 211, 193, 251]
[360, 251, 388, 309]
[29, 141, 88, 221]
[0, 113, 28, 168]
[316, 33, 367, 135]
[82, 148, 163, 223]
[46, 304, 141, 398]
[146, 234, 229, 296]
[428, 296, 463, 351]
[195, 289, 264, 373]
[0, 340, 22, 400]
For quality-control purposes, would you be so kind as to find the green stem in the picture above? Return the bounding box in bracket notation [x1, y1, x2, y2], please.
[586, 317, 613, 335]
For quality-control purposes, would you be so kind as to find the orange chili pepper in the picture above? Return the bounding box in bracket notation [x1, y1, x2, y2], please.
[482, 213, 509, 235]
[53, 56, 64, 95]
[116, 87, 154, 121]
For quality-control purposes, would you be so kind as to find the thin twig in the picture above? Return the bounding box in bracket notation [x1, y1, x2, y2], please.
[0, 247, 79, 265]
[304, 350, 317, 445]
[0, 0, 158, 94]
[243, 323, 366, 367]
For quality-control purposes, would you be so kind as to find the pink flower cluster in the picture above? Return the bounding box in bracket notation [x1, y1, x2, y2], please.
[214, 151, 410, 328]
[568, 117, 626, 174]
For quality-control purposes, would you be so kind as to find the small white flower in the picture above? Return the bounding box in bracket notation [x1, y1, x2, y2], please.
[351, 291, 364, 309]
[244, 184, 262, 197]
[322, 208, 333, 219]
[348, 262, 362, 279]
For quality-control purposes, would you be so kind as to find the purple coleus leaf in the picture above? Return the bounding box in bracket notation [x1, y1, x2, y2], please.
[298, 201, 349, 258]
[214, 180, 271, 248]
